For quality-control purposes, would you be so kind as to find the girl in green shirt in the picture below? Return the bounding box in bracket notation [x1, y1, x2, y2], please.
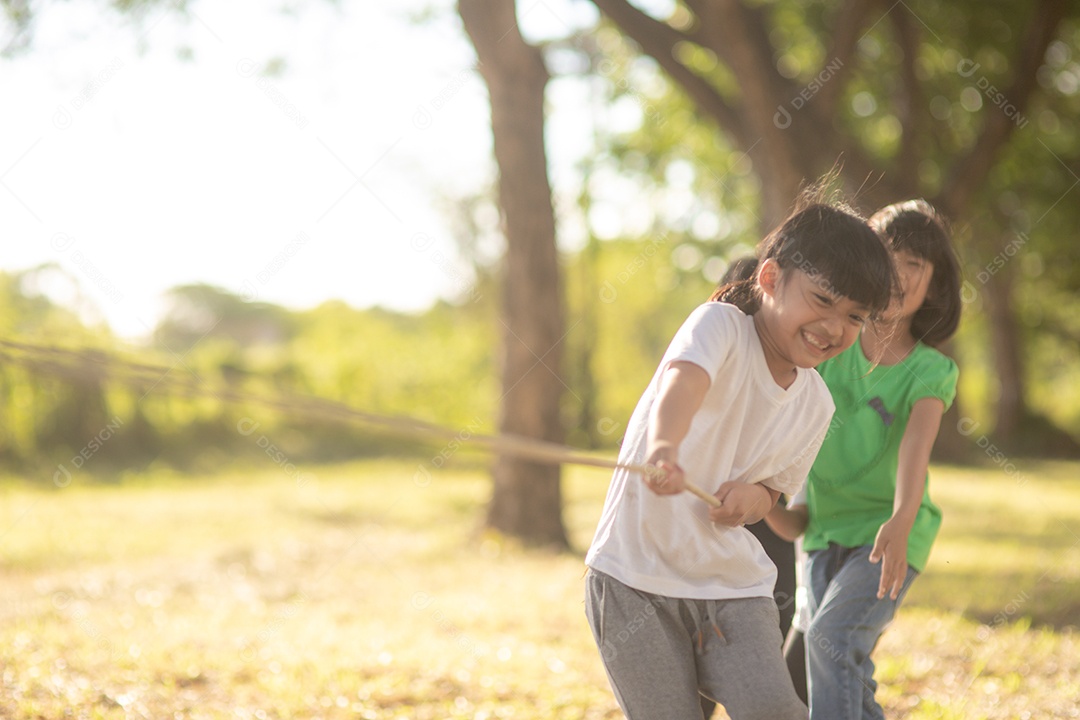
[766, 199, 962, 719]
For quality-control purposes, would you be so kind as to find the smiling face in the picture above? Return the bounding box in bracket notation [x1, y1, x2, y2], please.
[753, 259, 871, 383]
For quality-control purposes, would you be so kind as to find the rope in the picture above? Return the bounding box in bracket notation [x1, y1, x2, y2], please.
[0, 338, 722, 507]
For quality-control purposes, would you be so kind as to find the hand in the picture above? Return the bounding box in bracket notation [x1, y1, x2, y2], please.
[707, 482, 772, 527]
[643, 444, 686, 495]
[869, 518, 911, 600]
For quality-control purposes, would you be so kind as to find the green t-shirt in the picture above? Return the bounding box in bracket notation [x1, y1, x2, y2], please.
[803, 338, 959, 571]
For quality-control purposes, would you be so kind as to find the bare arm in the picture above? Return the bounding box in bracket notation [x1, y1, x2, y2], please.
[643, 361, 710, 495]
[764, 501, 809, 542]
[869, 397, 945, 599]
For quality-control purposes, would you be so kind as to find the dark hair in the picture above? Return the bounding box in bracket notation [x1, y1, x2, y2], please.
[709, 201, 895, 321]
[711, 256, 759, 309]
[720, 256, 758, 285]
[869, 199, 961, 346]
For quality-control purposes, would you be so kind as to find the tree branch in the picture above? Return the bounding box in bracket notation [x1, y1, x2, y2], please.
[794, 0, 880, 191]
[728, 0, 799, 117]
[459, 0, 540, 79]
[937, 0, 1067, 217]
[589, 0, 750, 147]
[706, 0, 807, 220]
[891, 1, 924, 194]
[818, 0, 876, 112]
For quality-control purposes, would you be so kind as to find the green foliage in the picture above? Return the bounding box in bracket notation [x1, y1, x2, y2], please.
[154, 284, 297, 353]
[562, 235, 716, 449]
[594, 26, 764, 239]
[285, 299, 497, 432]
[0, 233, 756, 475]
[0, 271, 500, 476]
[0, 266, 117, 468]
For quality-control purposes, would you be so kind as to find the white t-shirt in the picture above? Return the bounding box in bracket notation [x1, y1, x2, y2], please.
[586, 303, 835, 600]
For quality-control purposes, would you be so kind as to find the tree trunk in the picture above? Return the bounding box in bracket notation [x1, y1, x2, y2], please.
[984, 261, 1027, 442]
[459, 0, 569, 548]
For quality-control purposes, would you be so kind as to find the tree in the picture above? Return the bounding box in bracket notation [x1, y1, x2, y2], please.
[585, 0, 1075, 452]
[155, 284, 295, 353]
[0, 266, 116, 468]
[588, 0, 1066, 220]
[5, 1, 575, 540]
[459, 0, 569, 547]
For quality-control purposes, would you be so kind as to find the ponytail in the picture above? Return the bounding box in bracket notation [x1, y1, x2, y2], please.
[709, 256, 760, 314]
[709, 278, 761, 314]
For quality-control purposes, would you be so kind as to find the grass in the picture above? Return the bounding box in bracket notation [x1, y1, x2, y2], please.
[0, 457, 1077, 719]
[908, 461, 1080, 628]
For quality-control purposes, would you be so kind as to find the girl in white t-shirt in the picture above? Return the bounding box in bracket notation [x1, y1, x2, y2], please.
[584, 199, 898, 720]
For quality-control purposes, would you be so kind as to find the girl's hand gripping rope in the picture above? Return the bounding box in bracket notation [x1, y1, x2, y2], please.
[639, 448, 722, 508]
[643, 445, 686, 496]
[708, 482, 776, 527]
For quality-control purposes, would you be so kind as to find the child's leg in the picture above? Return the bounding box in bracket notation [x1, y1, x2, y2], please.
[696, 597, 807, 720]
[782, 627, 807, 705]
[803, 545, 917, 720]
[584, 569, 705, 719]
[701, 520, 797, 720]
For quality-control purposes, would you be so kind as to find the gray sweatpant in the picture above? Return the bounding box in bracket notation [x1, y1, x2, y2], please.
[585, 569, 807, 720]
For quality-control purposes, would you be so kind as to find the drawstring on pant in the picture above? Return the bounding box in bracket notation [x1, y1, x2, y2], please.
[686, 599, 726, 653]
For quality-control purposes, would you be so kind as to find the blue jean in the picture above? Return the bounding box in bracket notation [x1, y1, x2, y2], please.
[804, 544, 918, 720]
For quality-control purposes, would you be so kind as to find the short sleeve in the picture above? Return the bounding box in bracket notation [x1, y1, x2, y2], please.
[912, 352, 959, 412]
[663, 303, 741, 383]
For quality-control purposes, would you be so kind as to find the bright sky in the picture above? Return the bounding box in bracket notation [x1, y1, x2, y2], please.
[1, 0, 603, 339]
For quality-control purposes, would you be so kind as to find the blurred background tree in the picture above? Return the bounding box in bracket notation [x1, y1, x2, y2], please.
[2, 0, 1078, 547]
[460, 0, 570, 547]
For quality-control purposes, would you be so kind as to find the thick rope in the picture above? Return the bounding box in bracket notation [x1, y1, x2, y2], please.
[0, 338, 722, 507]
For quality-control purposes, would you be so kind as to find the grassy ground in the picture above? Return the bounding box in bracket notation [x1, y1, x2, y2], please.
[0, 458, 1077, 719]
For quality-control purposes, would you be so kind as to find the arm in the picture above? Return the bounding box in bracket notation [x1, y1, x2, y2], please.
[869, 396, 945, 599]
[764, 500, 808, 542]
[643, 361, 710, 495]
[708, 482, 780, 527]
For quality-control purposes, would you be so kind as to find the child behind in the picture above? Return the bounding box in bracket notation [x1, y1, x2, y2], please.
[585, 196, 897, 720]
[767, 199, 962, 719]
